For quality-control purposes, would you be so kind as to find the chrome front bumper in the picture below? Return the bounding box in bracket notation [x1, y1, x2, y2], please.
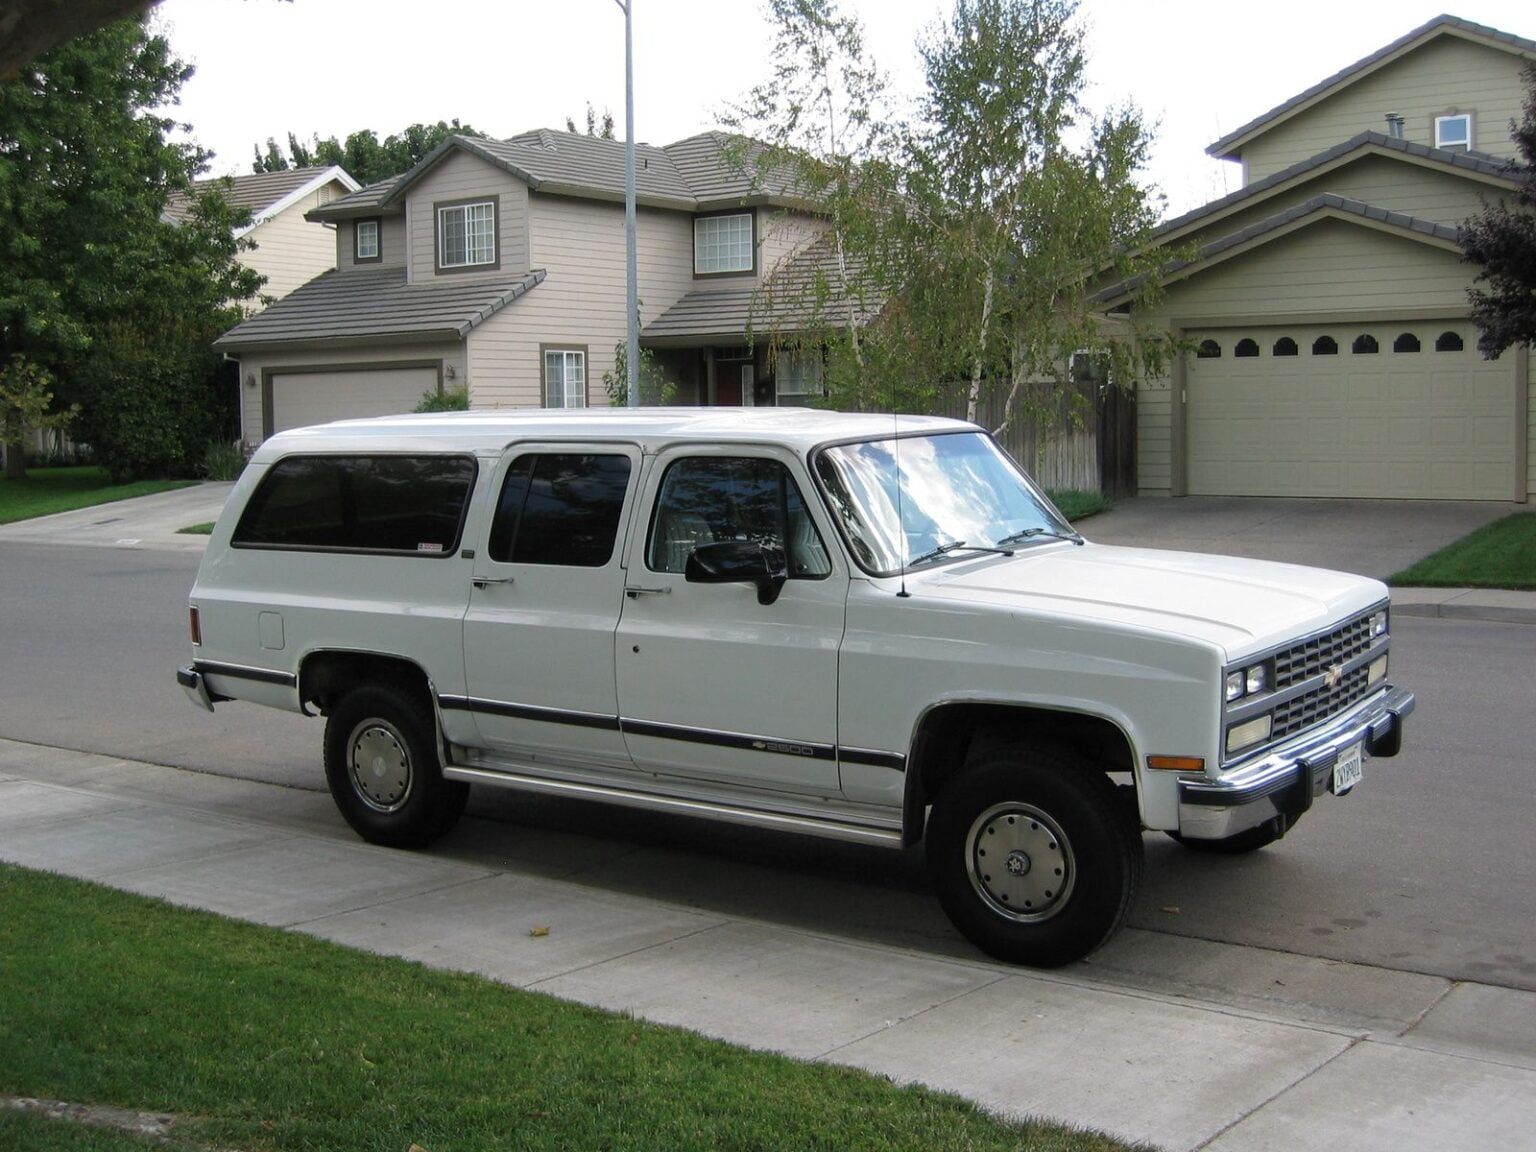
[1176, 685, 1415, 841]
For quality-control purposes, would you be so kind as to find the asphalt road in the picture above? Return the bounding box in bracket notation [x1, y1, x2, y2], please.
[3, 541, 1534, 989]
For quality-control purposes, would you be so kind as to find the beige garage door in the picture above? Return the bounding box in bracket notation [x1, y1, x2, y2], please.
[268, 366, 440, 435]
[1186, 323, 1515, 499]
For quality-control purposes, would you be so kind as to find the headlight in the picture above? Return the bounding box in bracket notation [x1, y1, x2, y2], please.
[1225, 671, 1246, 702]
[1370, 610, 1388, 638]
[1225, 662, 1269, 702]
[1226, 715, 1273, 755]
[1245, 665, 1268, 695]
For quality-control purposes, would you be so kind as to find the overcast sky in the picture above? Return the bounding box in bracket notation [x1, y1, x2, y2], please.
[151, 0, 1533, 219]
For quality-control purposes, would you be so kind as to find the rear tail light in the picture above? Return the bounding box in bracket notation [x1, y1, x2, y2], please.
[189, 606, 202, 646]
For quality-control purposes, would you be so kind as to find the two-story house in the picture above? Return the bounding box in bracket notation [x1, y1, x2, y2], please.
[1100, 14, 1534, 503]
[163, 166, 360, 307]
[214, 131, 830, 445]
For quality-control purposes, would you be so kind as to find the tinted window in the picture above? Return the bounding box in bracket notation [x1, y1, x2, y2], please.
[489, 453, 631, 566]
[234, 455, 475, 554]
[648, 456, 830, 578]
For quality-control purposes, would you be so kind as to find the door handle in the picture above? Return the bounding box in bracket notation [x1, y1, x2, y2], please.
[472, 576, 514, 588]
[624, 585, 671, 597]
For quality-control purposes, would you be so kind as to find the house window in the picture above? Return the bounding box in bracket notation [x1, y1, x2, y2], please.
[694, 213, 754, 275]
[1352, 334, 1379, 354]
[1273, 337, 1299, 357]
[1196, 339, 1221, 359]
[542, 347, 587, 408]
[437, 198, 497, 270]
[1234, 338, 1260, 358]
[354, 218, 381, 263]
[1435, 331, 1465, 352]
[1393, 332, 1421, 353]
[775, 348, 824, 399]
[1312, 335, 1338, 355]
[1435, 113, 1473, 150]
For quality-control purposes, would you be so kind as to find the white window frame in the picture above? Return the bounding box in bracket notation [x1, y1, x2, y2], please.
[693, 213, 754, 276]
[542, 347, 587, 409]
[437, 200, 497, 269]
[354, 219, 380, 262]
[775, 348, 824, 400]
[1434, 113, 1473, 150]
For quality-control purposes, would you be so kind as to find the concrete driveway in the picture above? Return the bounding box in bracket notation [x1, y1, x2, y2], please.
[1080, 495, 1518, 580]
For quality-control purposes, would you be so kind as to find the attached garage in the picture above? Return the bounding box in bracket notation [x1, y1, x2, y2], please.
[263, 363, 442, 437]
[1184, 322, 1518, 500]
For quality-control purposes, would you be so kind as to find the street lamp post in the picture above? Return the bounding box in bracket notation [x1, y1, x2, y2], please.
[613, 0, 639, 407]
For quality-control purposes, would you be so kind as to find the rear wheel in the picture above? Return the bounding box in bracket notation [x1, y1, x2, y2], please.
[323, 682, 468, 847]
[926, 746, 1142, 967]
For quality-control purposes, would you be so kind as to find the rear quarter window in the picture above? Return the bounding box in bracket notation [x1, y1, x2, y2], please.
[233, 454, 477, 555]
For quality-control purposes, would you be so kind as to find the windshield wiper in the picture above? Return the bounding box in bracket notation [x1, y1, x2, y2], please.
[994, 526, 1083, 548]
[908, 540, 1015, 567]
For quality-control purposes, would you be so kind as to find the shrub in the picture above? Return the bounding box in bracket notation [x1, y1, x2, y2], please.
[414, 385, 470, 413]
[202, 440, 247, 481]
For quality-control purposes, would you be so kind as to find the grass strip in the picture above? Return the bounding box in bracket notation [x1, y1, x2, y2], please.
[0, 468, 195, 525]
[1046, 489, 1110, 523]
[1389, 512, 1536, 590]
[0, 866, 1141, 1152]
[177, 523, 215, 536]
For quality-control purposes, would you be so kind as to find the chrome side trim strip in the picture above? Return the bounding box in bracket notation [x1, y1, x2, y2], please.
[438, 695, 621, 731]
[838, 746, 907, 772]
[442, 764, 905, 847]
[620, 718, 837, 762]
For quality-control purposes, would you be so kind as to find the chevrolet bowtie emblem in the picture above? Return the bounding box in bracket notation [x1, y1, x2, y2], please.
[1323, 663, 1345, 688]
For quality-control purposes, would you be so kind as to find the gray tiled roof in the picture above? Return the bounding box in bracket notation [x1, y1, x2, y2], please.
[1160, 131, 1516, 239]
[214, 266, 545, 350]
[1208, 14, 1536, 159]
[1097, 194, 1461, 305]
[164, 167, 355, 227]
[643, 233, 883, 345]
[310, 130, 804, 221]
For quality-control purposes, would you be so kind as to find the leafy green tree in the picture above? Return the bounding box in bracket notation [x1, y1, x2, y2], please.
[565, 104, 617, 139]
[1, 19, 262, 480]
[1463, 62, 1536, 357]
[0, 356, 77, 478]
[251, 121, 486, 184]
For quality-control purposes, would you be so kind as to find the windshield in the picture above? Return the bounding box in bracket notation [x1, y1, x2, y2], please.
[814, 431, 1076, 576]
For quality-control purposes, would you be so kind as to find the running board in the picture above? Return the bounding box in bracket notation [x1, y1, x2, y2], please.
[443, 764, 905, 848]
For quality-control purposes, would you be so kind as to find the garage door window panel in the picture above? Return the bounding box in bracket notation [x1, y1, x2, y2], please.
[1273, 337, 1298, 357]
[233, 455, 476, 554]
[1196, 340, 1222, 358]
[1352, 334, 1379, 354]
[1234, 339, 1260, 358]
[1436, 331, 1464, 352]
[1393, 333, 1421, 353]
[1312, 336, 1338, 355]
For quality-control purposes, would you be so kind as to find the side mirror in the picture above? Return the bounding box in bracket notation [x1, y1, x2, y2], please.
[686, 540, 789, 605]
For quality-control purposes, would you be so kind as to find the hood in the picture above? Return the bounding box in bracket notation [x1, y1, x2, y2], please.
[917, 542, 1386, 659]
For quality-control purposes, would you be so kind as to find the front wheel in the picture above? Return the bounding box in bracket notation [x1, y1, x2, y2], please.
[323, 682, 468, 848]
[926, 747, 1143, 967]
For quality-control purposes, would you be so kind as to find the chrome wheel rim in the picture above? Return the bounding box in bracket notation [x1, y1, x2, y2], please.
[348, 720, 413, 813]
[965, 802, 1075, 922]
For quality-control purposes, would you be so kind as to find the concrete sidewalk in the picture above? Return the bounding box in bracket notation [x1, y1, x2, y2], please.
[2, 738, 1532, 1152]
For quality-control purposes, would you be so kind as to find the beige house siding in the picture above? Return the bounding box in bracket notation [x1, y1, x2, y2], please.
[467, 196, 694, 409]
[239, 198, 339, 303]
[337, 216, 408, 271]
[1182, 159, 1505, 248]
[404, 150, 531, 284]
[234, 341, 464, 445]
[1239, 37, 1530, 182]
[759, 210, 829, 277]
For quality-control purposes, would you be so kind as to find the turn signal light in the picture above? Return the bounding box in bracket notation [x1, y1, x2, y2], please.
[1146, 755, 1205, 772]
[189, 606, 202, 646]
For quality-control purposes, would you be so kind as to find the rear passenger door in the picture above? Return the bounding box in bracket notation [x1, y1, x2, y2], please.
[458, 443, 640, 771]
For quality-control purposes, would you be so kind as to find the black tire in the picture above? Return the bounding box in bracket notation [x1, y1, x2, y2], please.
[926, 746, 1143, 968]
[1166, 814, 1293, 855]
[323, 682, 468, 848]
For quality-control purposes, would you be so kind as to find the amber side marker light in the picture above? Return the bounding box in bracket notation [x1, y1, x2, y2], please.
[189, 606, 202, 646]
[1146, 755, 1204, 772]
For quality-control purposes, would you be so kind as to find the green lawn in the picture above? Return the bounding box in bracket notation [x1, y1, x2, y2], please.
[1046, 489, 1110, 522]
[0, 467, 195, 526]
[0, 866, 1140, 1152]
[1389, 512, 1536, 590]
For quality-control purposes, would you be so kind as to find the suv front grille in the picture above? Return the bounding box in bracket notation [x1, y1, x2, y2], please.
[1269, 664, 1373, 743]
[1273, 615, 1375, 691]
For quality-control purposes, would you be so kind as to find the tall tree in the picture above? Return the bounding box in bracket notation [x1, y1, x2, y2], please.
[1, 18, 261, 479]
[250, 121, 485, 184]
[1463, 61, 1536, 357]
[565, 104, 617, 139]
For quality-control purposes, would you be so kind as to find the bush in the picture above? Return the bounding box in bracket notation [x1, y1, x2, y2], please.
[202, 440, 247, 481]
[414, 385, 470, 412]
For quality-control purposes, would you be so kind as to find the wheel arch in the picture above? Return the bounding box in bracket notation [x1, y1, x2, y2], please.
[299, 649, 435, 717]
[901, 702, 1137, 845]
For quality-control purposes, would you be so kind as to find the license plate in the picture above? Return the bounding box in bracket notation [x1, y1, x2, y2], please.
[1332, 742, 1363, 794]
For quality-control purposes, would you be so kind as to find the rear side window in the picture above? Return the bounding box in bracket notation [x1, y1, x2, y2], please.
[488, 453, 632, 566]
[233, 455, 476, 554]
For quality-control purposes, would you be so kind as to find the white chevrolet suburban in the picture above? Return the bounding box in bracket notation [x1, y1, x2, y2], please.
[179, 408, 1413, 967]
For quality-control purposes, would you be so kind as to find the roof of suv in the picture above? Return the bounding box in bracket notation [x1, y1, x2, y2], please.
[252, 408, 980, 460]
